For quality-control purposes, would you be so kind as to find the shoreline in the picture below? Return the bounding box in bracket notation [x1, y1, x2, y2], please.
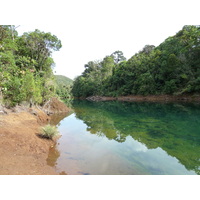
[85, 94, 200, 103]
[1, 94, 199, 175]
[0, 98, 70, 175]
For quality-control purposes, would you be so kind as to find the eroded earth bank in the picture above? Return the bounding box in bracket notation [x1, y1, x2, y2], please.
[0, 98, 70, 175]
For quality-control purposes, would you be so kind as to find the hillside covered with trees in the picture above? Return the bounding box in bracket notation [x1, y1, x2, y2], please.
[72, 25, 200, 98]
[1, 25, 200, 106]
[55, 75, 73, 100]
[55, 75, 73, 86]
[0, 25, 62, 107]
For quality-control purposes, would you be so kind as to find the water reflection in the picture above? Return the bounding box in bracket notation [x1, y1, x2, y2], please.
[47, 100, 200, 175]
[46, 145, 60, 167]
[47, 111, 73, 174]
[72, 100, 200, 174]
[50, 111, 73, 126]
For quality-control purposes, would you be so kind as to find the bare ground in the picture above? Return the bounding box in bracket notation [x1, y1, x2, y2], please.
[0, 98, 70, 175]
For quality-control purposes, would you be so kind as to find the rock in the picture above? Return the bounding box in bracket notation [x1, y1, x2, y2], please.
[86, 96, 103, 101]
[30, 109, 38, 116]
[0, 110, 4, 115]
[0, 104, 7, 115]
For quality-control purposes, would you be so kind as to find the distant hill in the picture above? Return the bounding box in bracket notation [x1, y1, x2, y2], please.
[54, 75, 73, 86]
[54, 75, 73, 100]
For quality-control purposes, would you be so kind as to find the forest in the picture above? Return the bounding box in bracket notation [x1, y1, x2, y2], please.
[72, 25, 200, 98]
[1, 25, 200, 107]
[55, 75, 73, 100]
[0, 25, 71, 107]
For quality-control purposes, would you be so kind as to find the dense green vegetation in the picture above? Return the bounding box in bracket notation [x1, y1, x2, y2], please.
[72, 25, 200, 97]
[55, 75, 73, 86]
[0, 25, 62, 107]
[1, 25, 199, 106]
[55, 75, 73, 100]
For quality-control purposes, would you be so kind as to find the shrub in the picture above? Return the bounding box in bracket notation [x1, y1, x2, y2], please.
[41, 124, 59, 139]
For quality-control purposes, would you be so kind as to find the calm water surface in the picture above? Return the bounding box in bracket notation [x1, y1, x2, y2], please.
[47, 100, 200, 175]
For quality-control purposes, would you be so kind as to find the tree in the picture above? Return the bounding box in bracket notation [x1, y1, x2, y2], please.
[72, 26, 200, 98]
[101, 56, 115, 79]
[111, 50, 126, 64]
[140, 45, 155, 54]
[0, 26, 63, 106]
[16, 29, 62, 73]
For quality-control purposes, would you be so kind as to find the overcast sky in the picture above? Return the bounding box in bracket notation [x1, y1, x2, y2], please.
[2, 0, 199, 80]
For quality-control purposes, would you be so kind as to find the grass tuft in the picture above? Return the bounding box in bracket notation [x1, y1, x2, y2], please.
[41, 124, 59, 139]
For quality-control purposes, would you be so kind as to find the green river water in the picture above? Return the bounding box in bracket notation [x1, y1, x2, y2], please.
[47, 100, 200, 175]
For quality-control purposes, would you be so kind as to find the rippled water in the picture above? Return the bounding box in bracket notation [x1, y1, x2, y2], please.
[47, 100, 200, 175]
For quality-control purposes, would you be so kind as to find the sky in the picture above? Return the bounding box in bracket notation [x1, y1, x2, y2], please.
[2, 0, 200, 80]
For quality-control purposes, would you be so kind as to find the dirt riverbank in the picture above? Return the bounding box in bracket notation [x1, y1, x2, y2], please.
[0, 98, 70, 175]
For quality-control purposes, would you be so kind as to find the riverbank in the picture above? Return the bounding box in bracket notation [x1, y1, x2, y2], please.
[86, 94, 200, 102]
[0, 98, 70, 175]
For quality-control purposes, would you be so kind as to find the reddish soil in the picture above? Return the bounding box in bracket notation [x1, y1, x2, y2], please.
[0, 98, 70, 175]
[43, 97, 70, 113]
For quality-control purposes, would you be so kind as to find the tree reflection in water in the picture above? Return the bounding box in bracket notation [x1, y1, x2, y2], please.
[72, 100, 200, 174]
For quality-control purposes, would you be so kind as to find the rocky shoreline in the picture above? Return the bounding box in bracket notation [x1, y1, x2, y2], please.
[86, 94, 200, 103]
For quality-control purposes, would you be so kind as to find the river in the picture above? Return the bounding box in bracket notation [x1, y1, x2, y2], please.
[47, 100, 200, 175]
